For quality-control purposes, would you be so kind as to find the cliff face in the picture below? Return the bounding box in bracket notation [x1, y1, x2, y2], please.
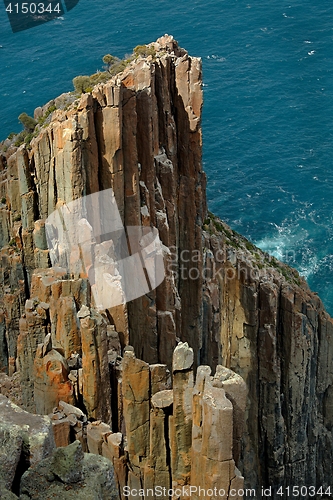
[201, 222, 333, 491]
[1, 35, 333, 496]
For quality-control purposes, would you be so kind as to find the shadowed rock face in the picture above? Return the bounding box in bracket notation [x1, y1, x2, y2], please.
[0, 395, 55, 493]
[19, 440, 118, 500]
[1, 34, 333, 496]
[200, 227, 333, 492]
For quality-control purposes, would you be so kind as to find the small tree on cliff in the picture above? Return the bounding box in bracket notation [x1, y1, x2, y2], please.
[133, 45, 156, 58]
[73, 75, 92, 94]
[102, 54, 120, 74]
[18, 113, 37, 132]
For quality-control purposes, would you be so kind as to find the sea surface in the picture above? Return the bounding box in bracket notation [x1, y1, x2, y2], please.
[1, 0, 333, 313]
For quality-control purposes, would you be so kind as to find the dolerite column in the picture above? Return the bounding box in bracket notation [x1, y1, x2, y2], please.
[191, 365, 211, 491]
[122, 347, 150, 487]
[79, 305, 112, 423]
[191, 366, 244, 500]
[144, 389, 173, 497]
[212, 365, 247, 467]
[169, 342, 194, 487]
[17, 298, 48, 412]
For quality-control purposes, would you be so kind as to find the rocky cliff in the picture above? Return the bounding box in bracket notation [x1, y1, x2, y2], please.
[1, 35, 333, 498]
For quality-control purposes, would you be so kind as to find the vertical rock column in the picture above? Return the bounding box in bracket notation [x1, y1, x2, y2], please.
[257, 282, 285, 487]
[33, 334, 74, 415]
[122, 348, 150, 487]
[191, 366, 244, 500]
[0, 310, 7, 373]
[0, 249, 26, 376]
[142, 363, 172, 497]
[144, 389, 173, 496]
[212, 365, 247, 467]
[79, 305, 112, 423]
[81, 344, 247, 500]
[17, 299, 49, 412]
[169, 342, 194, 487]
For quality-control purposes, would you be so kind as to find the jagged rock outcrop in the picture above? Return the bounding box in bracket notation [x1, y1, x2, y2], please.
[1, 34, 333, 497]
[0, 395, 55, 495]
[19, 440, 118, 499]
[0, 400, 117, 498]
[49, 400, 88, 449]
[84, 343, 246, 500]
[15, 268, 112, 421]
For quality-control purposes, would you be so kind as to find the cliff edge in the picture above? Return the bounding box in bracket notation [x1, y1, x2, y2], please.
[1, 35, 333, 497]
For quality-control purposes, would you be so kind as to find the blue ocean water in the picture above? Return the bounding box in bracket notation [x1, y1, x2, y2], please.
[1, 1, 333, 313]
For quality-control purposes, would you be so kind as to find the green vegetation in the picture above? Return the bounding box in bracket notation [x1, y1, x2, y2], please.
[2, 41, 160, 154]
[72, 43, 157, 95]
[14, 131, 28, 147]
[13, 214, 21, 222]
[203, 211, 240, 247]
[18, 113, 37, 132]
[1, 197, 6, 204]
[4, 103, 58, 149]
[24, 133, 35, 145]
[212, 218, 224, 233]
[245, 240, 256, 252]
[103, 54, 119, 71]
[73, 75, 93, 94]
[89, 72, 110, 86]
[38, 105, 56, 127]
[72, 50, 136, 95]
[108, 59, 129, 76]
[134, 44, 156, 58]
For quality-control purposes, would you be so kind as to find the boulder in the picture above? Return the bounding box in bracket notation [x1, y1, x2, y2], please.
[151, 389, 173, 408]
[87, 422, 111, 455]
[0, 481, 18, 499]
[0, 395, 55, 491]
[172, 342, 193, 372]
[20, 441, 119, 499]
[0, 425, 23, 490]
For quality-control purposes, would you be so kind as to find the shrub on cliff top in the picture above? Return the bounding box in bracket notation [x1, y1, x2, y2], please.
[14, 131, 28, 147]
[108, 59, 129, 76]
[103, 53, 119, 73]
[38, 104, 57, 127]
[89, 72, 110, 85]
[102, 53, 134, 77]
[72, 43, 157, 96]
[18, 113, 37, 133]
[73, 75, 92, 94]
[5, 41, 158, 150]
[134, 44, 156, 58]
